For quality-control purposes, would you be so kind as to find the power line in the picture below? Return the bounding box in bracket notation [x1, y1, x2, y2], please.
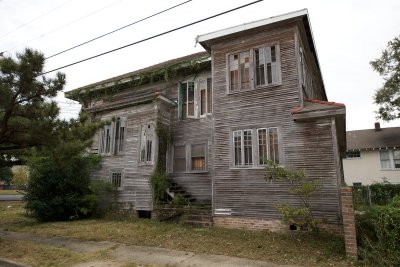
[0, 0, 75, 41]
[2, 0, 124, 54]
[42, 0, 263, 75]
[46, 0, 192, 59]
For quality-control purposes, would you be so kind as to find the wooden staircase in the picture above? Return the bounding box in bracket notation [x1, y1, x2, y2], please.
[164, 180, 213, 228]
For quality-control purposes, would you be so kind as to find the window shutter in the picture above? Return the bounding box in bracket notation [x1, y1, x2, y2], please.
[178, 83, 184, 120]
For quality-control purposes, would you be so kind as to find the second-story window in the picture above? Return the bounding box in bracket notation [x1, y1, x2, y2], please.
[228, 44, 281, 93]
[99, 117, 125, 155]
[178, 78, 212, 120]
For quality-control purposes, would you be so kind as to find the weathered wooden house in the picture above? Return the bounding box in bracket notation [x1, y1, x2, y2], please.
[67, 9, 347, 232]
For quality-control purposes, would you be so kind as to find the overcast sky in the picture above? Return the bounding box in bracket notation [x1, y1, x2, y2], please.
[1, 0, 400, 130]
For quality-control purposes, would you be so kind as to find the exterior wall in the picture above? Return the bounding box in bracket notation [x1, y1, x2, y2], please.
[91, 102, 157, 211]
[90, 70, 213, 210]
[165, 73, 213, 202]
[343, 150, 400, 185]
[210, 22, 342, 225]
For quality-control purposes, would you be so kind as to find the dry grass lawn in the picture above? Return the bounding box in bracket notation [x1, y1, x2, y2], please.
[0, 202, 355, 266]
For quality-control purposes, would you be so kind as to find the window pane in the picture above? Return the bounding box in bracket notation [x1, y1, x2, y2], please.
[200, 89, 206, 115]
[174, 145, 186, 172]
[146, 140, 152, 162]
[119, 126, 125, 152]
[243, 130, 252, 165]
[258, 129, 267, 164]
[234, 131, 242, 166]
[393, 150, 400, 168]
[230, 54, 239, 92]
[271, 45, 276, 62]
[191, 144, 206, 171]
[267, 63, 272, 84]
[240, 51, 250, 90]
[105, 128, 111, 154]
[269, 128, 279, 164]
[380, 150, 391, 169]
[187, 81, 195, 116]
[114, 120, 120, 154]
[111, 172, 122, 188]
[255, 48, 265, 86]
[207, 78, 212, 113]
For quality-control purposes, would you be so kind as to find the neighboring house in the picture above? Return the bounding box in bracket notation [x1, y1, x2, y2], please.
[66, 9, 346, 232]
[343, 123, 400, 185]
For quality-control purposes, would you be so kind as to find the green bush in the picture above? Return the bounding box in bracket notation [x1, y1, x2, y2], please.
[370, 183, 400, 205]
[356, 196, 400, 266]
[25, 154, 101, 221]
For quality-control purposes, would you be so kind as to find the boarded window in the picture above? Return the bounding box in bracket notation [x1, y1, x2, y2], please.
[174, 145, 186, 172]
[111, 172, 122, 188]
[140, 124, 154, 164]
[191, 144, 206, 171]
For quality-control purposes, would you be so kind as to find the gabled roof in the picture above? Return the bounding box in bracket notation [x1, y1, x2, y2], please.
[347, 126, 400, 150]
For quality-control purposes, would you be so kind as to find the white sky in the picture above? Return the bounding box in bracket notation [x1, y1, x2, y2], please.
[1, 0, 400, 130]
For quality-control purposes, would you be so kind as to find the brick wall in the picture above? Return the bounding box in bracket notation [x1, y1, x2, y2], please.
[340, 187, 358, 258]
[213, 217, 285, 232]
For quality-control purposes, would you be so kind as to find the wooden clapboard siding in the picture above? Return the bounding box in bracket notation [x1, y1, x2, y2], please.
[163, 72, 213, 202]
[210, 22, 341, 223]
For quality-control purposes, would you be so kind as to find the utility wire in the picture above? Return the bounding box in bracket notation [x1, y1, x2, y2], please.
[2, 0, 124, 54]
[0, 0, 74, 41]
[46, 0, 192, 59]
[42, 0, 263, 75]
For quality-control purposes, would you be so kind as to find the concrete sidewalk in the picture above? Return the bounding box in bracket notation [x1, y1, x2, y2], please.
[0, 230, 298, 267]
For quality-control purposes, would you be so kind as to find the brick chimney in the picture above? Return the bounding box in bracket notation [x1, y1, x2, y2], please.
[374, 122, 381, 131]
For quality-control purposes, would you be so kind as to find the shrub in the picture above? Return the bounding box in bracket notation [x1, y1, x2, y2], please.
[12, 166, 29, 190]
[356, 196, 400, 266]
[25, 153, 101, 221]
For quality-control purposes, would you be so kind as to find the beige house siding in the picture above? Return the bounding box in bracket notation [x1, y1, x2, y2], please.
[343, 150, 400, 185]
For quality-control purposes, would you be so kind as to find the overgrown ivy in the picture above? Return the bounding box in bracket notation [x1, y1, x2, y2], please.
[150, 118, 173, 203]
[68, 55, 210, 106]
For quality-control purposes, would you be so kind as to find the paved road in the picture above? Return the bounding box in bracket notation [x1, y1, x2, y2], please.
[0, 195, 23, 201]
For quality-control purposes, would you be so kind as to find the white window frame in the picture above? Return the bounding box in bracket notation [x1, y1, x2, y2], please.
[173, 142, 208, 173]
[232, 127, 282, 168]
[99, 117, 126, 156]
[139, 123, 155, 165]
[227, 43, 281, 93]
[380, 149, 400, 170]
[178, 77, 212, 120]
